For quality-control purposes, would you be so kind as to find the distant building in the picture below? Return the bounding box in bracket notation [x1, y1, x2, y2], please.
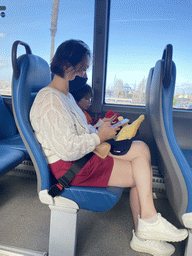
[123, 83, 132, 93]
[0, 80, 11, 88]
[175, 82, 192, 95]
[0, 80, 11, 95]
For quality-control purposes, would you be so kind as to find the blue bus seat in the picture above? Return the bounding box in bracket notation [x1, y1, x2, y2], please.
[0, 147, 25, 176]
[0, 94, 29, 176]
[145, 67, 153, 124]
[145, 44, 192, 256]
[11, 40, 124, 256]
[0, 133, 29, 156]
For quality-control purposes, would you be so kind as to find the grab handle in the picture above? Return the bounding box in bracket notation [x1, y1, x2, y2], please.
[162, 44, 173, 88]
[12, 40, 32, 79]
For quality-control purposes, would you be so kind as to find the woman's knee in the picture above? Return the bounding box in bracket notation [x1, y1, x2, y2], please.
[109, 140, 151, 162]
[131, 140, 151, 160]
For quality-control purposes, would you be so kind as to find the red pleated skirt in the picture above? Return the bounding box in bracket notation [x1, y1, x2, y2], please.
[49, 154, 114, 187]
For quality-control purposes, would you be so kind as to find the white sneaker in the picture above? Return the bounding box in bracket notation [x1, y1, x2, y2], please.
[130, 230, 175, 256]
[136, 213, 188, 242]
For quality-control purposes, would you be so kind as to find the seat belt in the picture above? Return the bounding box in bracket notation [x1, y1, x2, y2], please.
[48, 152, 94, 197]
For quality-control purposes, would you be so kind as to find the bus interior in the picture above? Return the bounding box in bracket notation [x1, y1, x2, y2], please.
[0, 0, 192, 255]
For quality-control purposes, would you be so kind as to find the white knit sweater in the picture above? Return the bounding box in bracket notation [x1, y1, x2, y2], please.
[30, 87, 100, 164]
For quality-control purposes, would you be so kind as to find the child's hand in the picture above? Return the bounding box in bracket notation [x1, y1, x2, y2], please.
[102, 114, 117, 124]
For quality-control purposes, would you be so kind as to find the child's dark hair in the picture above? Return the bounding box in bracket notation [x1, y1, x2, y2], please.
[71, 84, 92, 103]
[51, 39, 90, 78]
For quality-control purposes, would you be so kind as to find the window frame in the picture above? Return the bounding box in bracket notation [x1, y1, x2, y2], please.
[91, 0, 192, 119]
[91, 0, 147, 115]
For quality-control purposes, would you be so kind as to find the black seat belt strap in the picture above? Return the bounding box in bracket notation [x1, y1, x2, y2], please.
[48, 152, 94, 197]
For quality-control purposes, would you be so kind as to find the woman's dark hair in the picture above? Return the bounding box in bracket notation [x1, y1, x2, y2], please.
[51, 39, 90, 77]
[71, 84, 92, 103]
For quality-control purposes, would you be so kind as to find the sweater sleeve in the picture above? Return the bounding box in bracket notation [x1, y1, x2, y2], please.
[30, 89, 100, 161]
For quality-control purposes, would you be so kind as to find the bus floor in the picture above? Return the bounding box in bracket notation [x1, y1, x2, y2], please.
[0, 171, 187, 256]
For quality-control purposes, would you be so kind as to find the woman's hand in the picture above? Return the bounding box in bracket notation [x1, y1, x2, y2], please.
[98, 122, 111, 131]
[97, 123, 119, 143]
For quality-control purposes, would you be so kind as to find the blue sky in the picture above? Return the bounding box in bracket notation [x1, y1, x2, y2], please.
[107, 0, 192, 87]
[0, 0, 192, 90]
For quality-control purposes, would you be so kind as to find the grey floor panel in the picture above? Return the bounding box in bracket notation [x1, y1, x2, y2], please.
[0, 174, 187, 256]
[0, 244, 47, 255]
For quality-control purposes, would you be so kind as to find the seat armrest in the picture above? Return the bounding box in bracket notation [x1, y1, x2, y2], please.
[182, 213, 192, 228]
[39, 190, 54, 205]
[39, 189, 79, 212]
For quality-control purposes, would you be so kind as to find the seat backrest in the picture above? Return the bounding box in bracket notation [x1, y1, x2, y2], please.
[11, 41, 52, 193]
[0, 94, 17, 140]
[145, 67, 154, 123]
[147, 44, 192, 222]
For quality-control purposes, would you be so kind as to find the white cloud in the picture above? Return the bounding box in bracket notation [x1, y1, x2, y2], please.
[0, 33, 5, 38]
[0, 59, 10, 69]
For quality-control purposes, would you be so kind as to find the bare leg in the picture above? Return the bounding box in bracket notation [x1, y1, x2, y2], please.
[108, 140, 157, 230]
[129, 186, 141, 231]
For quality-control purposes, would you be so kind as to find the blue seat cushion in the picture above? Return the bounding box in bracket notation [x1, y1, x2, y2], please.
[0, 147, 25, 176]
[0, 134, 30, 159]
[60, 186, 124, 212]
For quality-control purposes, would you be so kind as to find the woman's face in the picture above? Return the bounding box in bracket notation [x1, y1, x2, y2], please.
[64, 54, 90, 81]
[74, 55, 90, 78]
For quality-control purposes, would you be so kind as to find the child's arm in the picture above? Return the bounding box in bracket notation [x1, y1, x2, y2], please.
[102, 114, 117, 123]
[94, 114, 117, 128]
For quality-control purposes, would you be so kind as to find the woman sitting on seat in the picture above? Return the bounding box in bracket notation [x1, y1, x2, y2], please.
[30, 39, 188, 256]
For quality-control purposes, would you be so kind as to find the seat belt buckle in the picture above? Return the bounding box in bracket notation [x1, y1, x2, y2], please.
[58, 177, 70, 188]
[48, 183, 64, 197]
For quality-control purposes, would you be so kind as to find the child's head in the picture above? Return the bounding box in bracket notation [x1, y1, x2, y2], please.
[74, 84, 92, 110]
[69, 76, 93, 110]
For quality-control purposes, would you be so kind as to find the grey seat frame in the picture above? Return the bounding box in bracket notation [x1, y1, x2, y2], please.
[145, 44, 192, 256]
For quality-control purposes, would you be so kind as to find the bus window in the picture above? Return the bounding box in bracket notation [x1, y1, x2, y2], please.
[0, 0, 94, 96]
[105, 0, 192, 109]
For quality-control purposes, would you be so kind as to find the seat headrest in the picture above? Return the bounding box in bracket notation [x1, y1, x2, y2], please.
[17, 54, 51, 93]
